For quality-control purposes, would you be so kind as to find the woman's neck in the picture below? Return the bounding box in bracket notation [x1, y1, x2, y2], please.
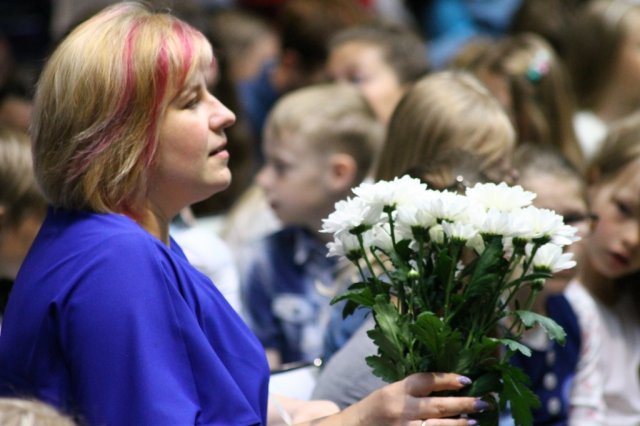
[124, 205, 172, 247]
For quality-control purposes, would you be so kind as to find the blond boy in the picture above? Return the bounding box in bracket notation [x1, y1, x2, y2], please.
[241, 83, 383, 369]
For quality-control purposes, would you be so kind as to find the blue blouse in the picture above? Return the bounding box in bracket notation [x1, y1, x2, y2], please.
[0, 208, 269, 425]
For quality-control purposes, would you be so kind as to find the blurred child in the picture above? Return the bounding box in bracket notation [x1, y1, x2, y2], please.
[313, 70, 516, 407]
[327, 21, 429, 125]
[0, 125, 46, 315]
[506, 143, 604, 425]
[241, 83, 384, 369]
[376, 70, 515, 184]
[567, 0, 640, 160]
[237, 0, 372, 141]
[456, 33, 585, 172]
[574, 112, 640, 424]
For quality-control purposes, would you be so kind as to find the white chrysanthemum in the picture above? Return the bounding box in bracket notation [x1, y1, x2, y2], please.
[353, 175, 427, 210]
[367, 223, 395, 252]
[321, 196, 383, 235]
[516, 206, 579, 246]
[424, 190, 470, 222]
[472, 208, 523, 237]
[395, 190, 438, 238]
[527, 243, 576, 273]
[442, 221, 478, 242]
[327, 231, 361, 258]
[551, 224, 581, 247]
[466, 234, 485, 254]
[466, 182, 535, 211]
[429, 224, 445, 244]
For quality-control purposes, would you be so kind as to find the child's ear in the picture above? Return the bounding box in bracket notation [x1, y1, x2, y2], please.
[328, 153, 357, 192]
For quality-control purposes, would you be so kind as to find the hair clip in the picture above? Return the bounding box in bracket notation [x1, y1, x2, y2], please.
[526, 49, 551, 83]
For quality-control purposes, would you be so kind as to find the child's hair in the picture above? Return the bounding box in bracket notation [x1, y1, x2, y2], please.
[566, 0, 640, 110]
[277, 0, 372, 75]
[514, 143, 586, 202]
[203, 8, 278, 82]
[32, 2, 213, 214]
[375, 70, 515, 183]
[0, 125, 46, 228]
[0, 397, 75, 425]
[329, 21, 430, 85]
[509, 0, 582, 59]
[459, 33, 585, 172]
[587, 111, 640, 186]
[264, 83, 384, 184]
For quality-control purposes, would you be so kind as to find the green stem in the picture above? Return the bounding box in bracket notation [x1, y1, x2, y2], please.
[443, 243, 462, 321]
[356, 233, 382, 293]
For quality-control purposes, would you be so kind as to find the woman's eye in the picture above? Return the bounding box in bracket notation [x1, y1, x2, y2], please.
[183, 96, 200, 109]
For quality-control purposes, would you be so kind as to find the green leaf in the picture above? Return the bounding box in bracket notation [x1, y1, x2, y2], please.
[498, 363, 540, 426]
[365, 296, 411, 365]
[410, 312, 463, 372]
[462, 238, 505, 301]
[331, 285, 375, 309]
[497, 338, 532, 357]
[367, 325, 404, 362]
[365, 354, 403, 383]
[454, 337, 499, 373]
[466, 371, 502, 397]
[340, 300, 362, 319]
[515, 310, 567, 345]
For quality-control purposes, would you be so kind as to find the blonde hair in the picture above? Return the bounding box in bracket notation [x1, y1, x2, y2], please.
[0, 125, 46, 227]
[375, 70, 515, 182]
[0, 398, 75, 426]
[264, 83, 384, 183]
[32, 2, 213, 214]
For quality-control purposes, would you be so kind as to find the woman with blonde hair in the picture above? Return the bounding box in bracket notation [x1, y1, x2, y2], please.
[0, 3, 484, 425]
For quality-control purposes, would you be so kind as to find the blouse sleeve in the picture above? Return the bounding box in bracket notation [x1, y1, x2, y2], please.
[57, 235, 202, 425]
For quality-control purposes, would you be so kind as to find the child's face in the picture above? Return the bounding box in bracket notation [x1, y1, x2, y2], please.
[257, 131, 335, 231]
[521, 173, 590, 293]
[328, 41, 405, 124]
[585, 159, 640, 281]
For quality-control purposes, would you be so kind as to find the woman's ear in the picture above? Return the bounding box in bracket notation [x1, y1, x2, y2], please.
[327, 153, 358, 193]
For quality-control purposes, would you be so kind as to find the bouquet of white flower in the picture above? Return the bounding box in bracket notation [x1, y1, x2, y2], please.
[322, 176, 578, 426]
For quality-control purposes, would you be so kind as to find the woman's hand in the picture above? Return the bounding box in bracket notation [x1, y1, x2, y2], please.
[311, 372, 486, 426]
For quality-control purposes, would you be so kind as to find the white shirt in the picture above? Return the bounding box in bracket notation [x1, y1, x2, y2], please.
[564, 280, 606, 425]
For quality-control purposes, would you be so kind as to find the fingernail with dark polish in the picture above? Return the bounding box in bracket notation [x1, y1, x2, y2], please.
[458, 376, 472, 385]
[473, 399, 490, 412]
[467, 420, 478, 426]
